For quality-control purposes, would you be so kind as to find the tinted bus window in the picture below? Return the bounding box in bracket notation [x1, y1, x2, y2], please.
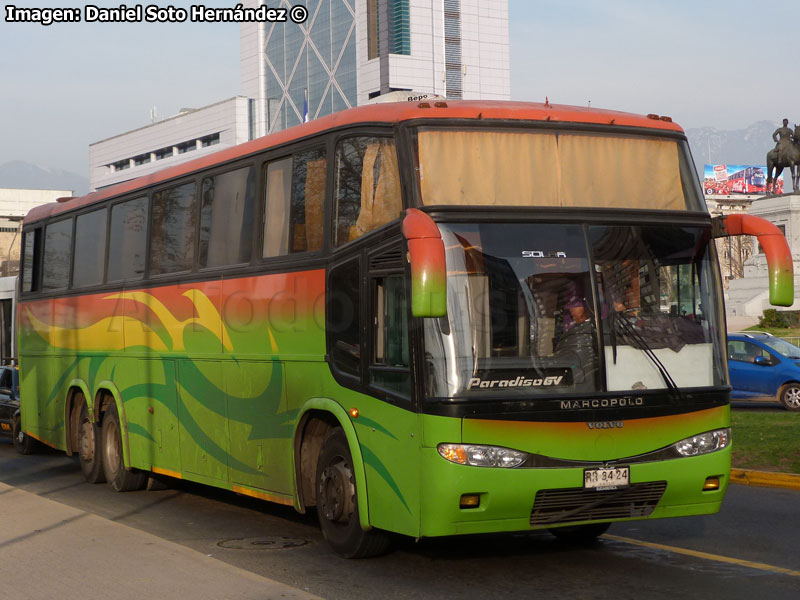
[263, 148, 326, 257]
[200, 166, 255, 268]
[42, 219, 73, 291]
[327, 258, 361, 378]
[72, 208, 108, 288]
[292, 148, 326, 253]
[21, 229, 42, 293]
[263, 158, 292, 257]
[150, 182, 197, 275]
[334, 137, 402, 247]
[108, 197, 148, 282]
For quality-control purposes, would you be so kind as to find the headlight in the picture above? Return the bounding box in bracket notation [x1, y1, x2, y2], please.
[438, 443, 527, 468]
[673, 428, 731, 457]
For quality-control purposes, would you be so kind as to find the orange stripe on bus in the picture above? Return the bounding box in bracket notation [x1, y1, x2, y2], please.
[151, 467, 183, 479]
[232, 485, 294, 506]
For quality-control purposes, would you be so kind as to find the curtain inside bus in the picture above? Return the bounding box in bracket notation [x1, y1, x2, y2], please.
[417, 130, 690, 210]
[351, 140, 402, 240]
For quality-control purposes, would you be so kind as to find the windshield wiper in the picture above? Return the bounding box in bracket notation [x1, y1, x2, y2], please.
[613, 312, 684, 402]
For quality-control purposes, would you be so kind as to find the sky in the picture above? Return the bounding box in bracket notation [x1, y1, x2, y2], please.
[1, 0, 798, 177]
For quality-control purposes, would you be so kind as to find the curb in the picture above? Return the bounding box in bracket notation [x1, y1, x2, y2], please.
[730, 468, 800, 491]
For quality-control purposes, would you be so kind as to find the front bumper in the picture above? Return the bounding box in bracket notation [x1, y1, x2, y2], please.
[418, 445, 731, 537]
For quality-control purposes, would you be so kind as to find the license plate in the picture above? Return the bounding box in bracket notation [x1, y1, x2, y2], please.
[584, 466, 630, 490]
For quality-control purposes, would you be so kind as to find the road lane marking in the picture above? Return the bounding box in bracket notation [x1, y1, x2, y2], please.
[603, 534, 800, 578]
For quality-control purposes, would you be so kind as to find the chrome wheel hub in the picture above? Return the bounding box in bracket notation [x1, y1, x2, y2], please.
[785, 387, 800, 409]
[319, 459, 355, 523]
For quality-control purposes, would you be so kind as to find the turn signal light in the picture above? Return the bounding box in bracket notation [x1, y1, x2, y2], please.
[460, 494, 481, 509]
[348, 407, 359, 419]
[703, 476, 721, 491]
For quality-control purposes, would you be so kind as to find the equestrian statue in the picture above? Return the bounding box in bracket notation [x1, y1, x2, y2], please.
[766, 119, 800, 195]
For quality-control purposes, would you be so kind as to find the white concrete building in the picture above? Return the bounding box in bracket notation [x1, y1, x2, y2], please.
[89, 0, 510, 189]
[0, 188, 73, 275]
[241, 0, 510, 135]
[89, 97, 252, 191]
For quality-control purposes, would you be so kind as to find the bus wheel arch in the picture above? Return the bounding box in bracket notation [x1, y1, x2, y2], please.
[73, 390, 105, 484]
[101, 400, 147, 491]
[93, 384, 133, 468]
[293, 401, 370, 532]
[315, 428, 391, 557]
[295, 409, 339, 512]
[65, 382, 92, 456]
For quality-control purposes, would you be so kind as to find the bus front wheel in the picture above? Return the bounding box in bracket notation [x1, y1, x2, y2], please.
[101, 402, 147, 492]
[77, 402, 105, 484]
[315, 428, 391, 558]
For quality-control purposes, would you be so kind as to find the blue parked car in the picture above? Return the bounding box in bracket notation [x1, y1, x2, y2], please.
[727, 332, 800, 411]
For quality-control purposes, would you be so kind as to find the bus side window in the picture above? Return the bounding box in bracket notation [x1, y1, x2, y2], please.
[108, 196, 148, 282]
[293, 149, 326, 253]
[42, 218, 73, 291]
[150, 182, 198, 275]
[370, 274, 411, 397]
[72, 208, 108, 288]
[327, 258, 362, 379]
[263, 148, 326, 257]
[263, 158, 292, 257]
[21, 228, 43, 293]
[200, 165, 255, 268]
[334, 137, 402, 247]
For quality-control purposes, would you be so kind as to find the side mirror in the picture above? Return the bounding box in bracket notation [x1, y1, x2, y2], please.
[0, 387, 12, 397]
[402, 209, 447, 317]
[753, 355, 771, 366]
[713, 214, 794, 306]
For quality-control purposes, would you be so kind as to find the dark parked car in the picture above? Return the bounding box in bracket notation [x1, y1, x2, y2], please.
[0, 364, 36, 453]
[727, 332, 800, 411]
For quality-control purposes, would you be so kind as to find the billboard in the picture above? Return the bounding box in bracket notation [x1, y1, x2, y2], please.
[703, 164, 783, 195]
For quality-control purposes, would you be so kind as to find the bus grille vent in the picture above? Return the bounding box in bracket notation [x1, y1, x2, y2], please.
[369, 248, 404, 270]
[530, 481, 667, 526]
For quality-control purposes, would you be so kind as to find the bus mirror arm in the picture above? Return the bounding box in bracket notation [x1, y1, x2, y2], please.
[402, 209, 447, 318]
[712, 214, 794, 307]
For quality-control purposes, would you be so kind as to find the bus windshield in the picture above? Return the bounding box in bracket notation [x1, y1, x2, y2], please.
[423, 223, 727, 399]
[415, 128, 704, 211]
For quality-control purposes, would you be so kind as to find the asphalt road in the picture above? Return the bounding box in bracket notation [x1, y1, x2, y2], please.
[0, 437, 797, 600]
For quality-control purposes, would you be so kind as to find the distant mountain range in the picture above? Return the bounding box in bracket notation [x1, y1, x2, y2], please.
[0, 161, 89, 196]
[684, 120, 781, 178]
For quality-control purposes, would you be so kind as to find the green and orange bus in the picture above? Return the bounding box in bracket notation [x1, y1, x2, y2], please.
[17, 101, 793, 557]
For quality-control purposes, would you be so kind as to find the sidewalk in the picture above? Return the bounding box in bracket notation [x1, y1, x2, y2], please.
[0, 482, 321, 600]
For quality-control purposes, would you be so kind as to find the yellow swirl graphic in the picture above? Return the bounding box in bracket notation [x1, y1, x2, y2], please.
[26, 289, 233, 352]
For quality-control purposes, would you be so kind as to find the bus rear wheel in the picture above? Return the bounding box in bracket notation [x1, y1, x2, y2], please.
[315, 428, 391, 558]
[102, 402, 147, 492]
[13, 414, 37, 455]
[77, 401, 105, 484]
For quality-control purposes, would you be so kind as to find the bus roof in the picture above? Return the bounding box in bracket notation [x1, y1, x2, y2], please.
[25, 101, 684, 225]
